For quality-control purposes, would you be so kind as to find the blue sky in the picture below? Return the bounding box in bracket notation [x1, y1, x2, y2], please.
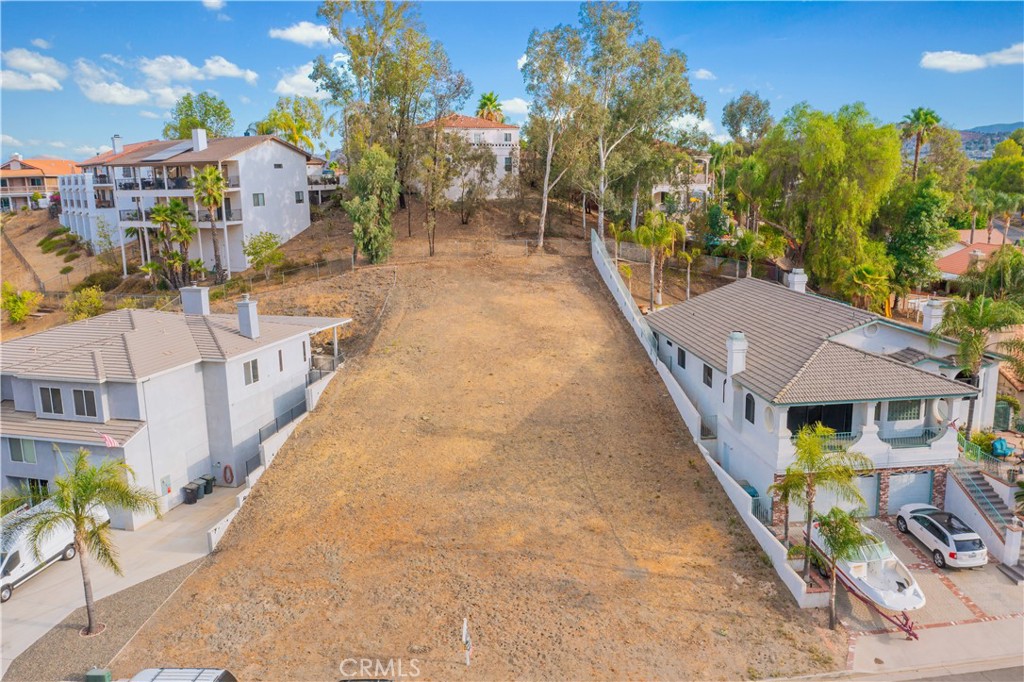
[1, 1, 1022, 161]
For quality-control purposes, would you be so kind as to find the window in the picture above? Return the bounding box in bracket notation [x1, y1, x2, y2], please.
[122, 167, 132, 178]
[745, 394, 756, 424]
[244, 359, 260, 385]
[39, 387, 63, 415]
[273, 163, 283, 169]
[677, 348, 686, 368]
[874, 402, 882, 422]
[278, 349, 284, 372]
[504, 156, 513, 172]
[703, 364, 713, 387]
[10, 439, 37, 464]
[887, 400, 921, 421]
[73, 389, 97, 418]
[0, 179, 7, 187]
[30, 178, 43, 186]
[252, 193, 265, 207]
[295, 191, 304, 204]
[504, 133, 512, 142]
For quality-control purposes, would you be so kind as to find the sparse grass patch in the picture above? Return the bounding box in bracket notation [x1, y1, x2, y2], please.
[60, 265, 74, 274]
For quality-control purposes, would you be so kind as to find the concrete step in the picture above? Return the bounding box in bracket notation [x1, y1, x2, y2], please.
[996, 562, 1024, 585]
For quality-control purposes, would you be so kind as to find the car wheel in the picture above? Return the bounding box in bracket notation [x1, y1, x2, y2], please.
[896, 517, 908, 533]
[933, 550, 946, 569]
[61, 544, 76, 561]
[0, 585, 11, 603]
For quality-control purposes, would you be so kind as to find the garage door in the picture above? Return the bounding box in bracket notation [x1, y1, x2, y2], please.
[787, 473, 879, 522]
[886, 471, 933, 515]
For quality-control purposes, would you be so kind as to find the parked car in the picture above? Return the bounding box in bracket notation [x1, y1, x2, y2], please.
[895, 503, 987, 569]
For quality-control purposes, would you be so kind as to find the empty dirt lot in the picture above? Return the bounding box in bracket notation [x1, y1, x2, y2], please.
[112, 254, 842, 680]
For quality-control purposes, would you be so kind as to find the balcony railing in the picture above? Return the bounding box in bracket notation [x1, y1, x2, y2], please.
[119, 209, 152, 221]
[227, 176, 240, 188]
[141, 178, 167, 190]
[117, 180, 140, 191]
[308, 175, 339, 186]
[790, 430, 859, 451]
[167, 177, 191, 190]
[95, 200, 115, 208]
[93, 174, 111, 184]
[197, 208, 243, 222]
[880, 426, 941, 449]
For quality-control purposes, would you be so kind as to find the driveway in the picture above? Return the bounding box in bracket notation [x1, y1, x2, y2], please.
[1, 486, 237, 677]
[843, 518, 1024, 675]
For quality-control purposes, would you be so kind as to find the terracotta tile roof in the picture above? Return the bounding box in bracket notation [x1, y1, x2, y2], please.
[78, 140, 161, 167]
[1001, 366, 1024, 392]
[417, 114, 519, 130]
[935, 243, 1004, 277]
[1, 400, 145, 449]
[0, 308, 349, 382]
[647, 278, 977, 405]
[957, 229, 1006, 246]
[0, 158, 79, 177]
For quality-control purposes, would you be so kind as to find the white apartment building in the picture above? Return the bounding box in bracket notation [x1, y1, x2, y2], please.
[417, 114, 520, 200]
[60, 130, 313, 276]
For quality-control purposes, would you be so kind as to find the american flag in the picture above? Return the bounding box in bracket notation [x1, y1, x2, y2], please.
[93, 430, 120, 448]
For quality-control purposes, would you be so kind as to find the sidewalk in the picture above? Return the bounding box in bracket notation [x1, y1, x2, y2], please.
[0, 486, 237, 677]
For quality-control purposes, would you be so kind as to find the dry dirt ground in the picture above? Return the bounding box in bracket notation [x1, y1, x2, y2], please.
[111, 254, 843, 681]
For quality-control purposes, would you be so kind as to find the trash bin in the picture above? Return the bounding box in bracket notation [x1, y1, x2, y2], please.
[200, 474, 215, 495]
[183, 483, 199, 505]
[192, 479, 206, 500]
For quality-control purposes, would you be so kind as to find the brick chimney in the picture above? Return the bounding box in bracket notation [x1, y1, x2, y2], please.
[237, 294, 259, 339]
[181, 285, 210, 315]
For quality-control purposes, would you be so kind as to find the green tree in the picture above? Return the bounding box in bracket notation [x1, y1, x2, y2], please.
[900, 107, 941, 181]
[931, 296, 1024, 433]
[919, 127, 972, 213]
[966, 186, 995, 244]
[475, 91, 504, 122]
[975, 139, 1024, 195]
[191, 165, 227, 283]
[63, 286, 105, 321]
[789, 423, 873, 582]
[721, 90, 773, 149]
[265, 110, 315, 151]
[1010, 128, 1024, 148]
[812, 507, 868, 630]
[346, 144, 399, 263]
[841, 247, 893, 314]
[708, 140, 739, 206]
[453, 140, 496, 225]
[992, 191, 1023, 243]
[243, 232, 285, 280]
[1, 282, 42, 324]
[717, 229, 785, 277]
[270, 96, 328, 152]
[631, 210, 684, 308]
[1, 448, 160, 634]
[959, 245, 1024, 305]
[768, 465, 806, 548]
[162, 92, 234, 139]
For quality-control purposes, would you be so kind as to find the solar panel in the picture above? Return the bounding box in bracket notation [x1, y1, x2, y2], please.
[141, 141, 193, 162]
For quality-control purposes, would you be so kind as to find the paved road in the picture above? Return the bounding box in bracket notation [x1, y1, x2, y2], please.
[0, 487, 237, 677]
[991, 218, 1023, 244]
[917, 665, 1024, 681]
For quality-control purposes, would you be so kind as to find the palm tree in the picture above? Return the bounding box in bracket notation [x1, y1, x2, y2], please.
[813, 507, 868, 630]
[608, 221, 628, 264]
[967, 187, 994, 245]
[170, 213, 198, 286]
[0, 448, 160, 635]
[992, 192, 1023, 244]
[900, 107, 941, 181]
[632, 211, 684, 309]
[708, 141, 738, 205]
[678, 247, 700, 301]
[931, 296, 1024, 433]
[475, 92, 504, 123]
[188, 258, 208, 281]
[790, 423, 873, 582]
[768, 465, 806, 548]
[191, 165, 227, 283]
[271, 111, 315, 151]
[139, 261, 162, 290]
[843, 261, 892, 314]
[719, 230, 785, 277]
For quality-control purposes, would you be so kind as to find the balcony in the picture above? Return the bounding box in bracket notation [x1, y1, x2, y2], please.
[92, 174, 111, 185]
[226, 176, 240, 188]
[95, 200, 115, 209]
[197, 208, 243, 222]
[308, 175, 340, 186]
[790, 430, 859, 451]
[119, 209, 152, 221]
[141, 178, 167, 190]
[879, 426, 941, 449]
[117, 180, 140, 191]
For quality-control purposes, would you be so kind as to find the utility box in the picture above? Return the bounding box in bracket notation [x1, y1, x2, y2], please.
[85, 669, 112, 682]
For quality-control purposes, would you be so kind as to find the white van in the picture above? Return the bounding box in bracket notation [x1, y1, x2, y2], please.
[0, 501, 109, 602]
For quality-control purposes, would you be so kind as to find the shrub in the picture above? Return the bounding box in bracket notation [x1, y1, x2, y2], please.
[997, 394, 1022, 413]
[74, 270, 122, 292]
[63, 252, 80, 263]
[40, 241, 59, 254]
[63, 286, 105, 321]
[60, 265, 74, 275]
[55, 247, 69, 256]
[65, 233, 81, 245]
[1, 282, 43, 324]
[37, 237, 51, 248]
[116, 297, 140, 310]
[46, 227, 66, 239]
[970, 431, 997, 454]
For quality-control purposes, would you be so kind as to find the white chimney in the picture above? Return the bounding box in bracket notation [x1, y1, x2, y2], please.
[726, 331, 748, 376]
[111, 135, 123, 154]
[9, 153, 21, 169]
[237, 294, 259, 339]
[787, 268, 808, 294]
[922, 300, 946, 333]
[192, 128, 208, 152]
[181, 285, 210, 316]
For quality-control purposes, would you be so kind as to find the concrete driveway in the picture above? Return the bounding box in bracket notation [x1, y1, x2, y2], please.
[0, 486, 237, 677]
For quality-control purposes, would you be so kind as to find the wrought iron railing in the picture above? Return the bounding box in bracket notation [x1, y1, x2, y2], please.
[958, 432, 1009, 479]
[117, 180, 140, 191]
[257, 399, 308, 443]
[751, 495, 773, 527]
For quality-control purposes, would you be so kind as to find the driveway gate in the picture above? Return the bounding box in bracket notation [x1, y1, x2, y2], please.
[994, 400, 1011, 431]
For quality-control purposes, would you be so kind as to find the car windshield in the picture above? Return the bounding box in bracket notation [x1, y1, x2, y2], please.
[853, 540, 893, 562]
[954, 538, 984, 552]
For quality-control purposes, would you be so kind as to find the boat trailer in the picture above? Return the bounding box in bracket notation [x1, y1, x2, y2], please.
[835, 569, 919, 640]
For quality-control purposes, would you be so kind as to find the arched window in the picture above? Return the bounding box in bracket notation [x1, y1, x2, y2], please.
[745, 394, 756, 424]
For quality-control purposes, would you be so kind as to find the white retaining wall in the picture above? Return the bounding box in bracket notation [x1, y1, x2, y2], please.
[591, 229, 824, 608]
[944, 476, 1020, 565]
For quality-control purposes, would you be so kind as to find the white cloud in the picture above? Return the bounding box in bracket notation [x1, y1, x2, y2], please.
[101, 54, 127, 67]
[517, 54, 528, 70]
[139, 54, 257, 85]
[693, 68, 716, 81]
[75, 144, 113, 156]
[274, 62, 323, 98]
[1, 133, 23, 146]
[921, 42, 1024, 73]
[151, 85, 193, 108]
[718, 85, 735, 95]
[0, 48, 68, 91]
[73, 58, 150, 105]
[203, 56, 257, 84]
[216, 13, 231, 22]
[139, 110, 161, 119]
[672, 114, 731, 143]
[269, 21, 333, 47]
[31, 38, 51, 50]
[500, 97, 529, 117]
[48, 141, 67, 148]
[201, 0, 225, 9]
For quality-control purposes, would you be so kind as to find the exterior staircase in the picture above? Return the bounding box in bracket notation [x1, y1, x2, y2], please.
[950, 462, 1024, 584]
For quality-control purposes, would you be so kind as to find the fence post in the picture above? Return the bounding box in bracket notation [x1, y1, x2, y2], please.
[315, 262, 320, 280]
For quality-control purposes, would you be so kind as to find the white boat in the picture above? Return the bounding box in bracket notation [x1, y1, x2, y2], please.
[811, 522, 926, 612]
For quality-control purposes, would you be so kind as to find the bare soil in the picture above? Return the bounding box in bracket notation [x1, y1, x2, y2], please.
[111, 254, 843, 681]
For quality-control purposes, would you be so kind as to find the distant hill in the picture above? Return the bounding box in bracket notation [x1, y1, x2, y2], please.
[964, 122, 1023, 134]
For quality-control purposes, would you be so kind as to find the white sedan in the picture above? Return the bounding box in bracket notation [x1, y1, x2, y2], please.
[896, 504, 987, 569]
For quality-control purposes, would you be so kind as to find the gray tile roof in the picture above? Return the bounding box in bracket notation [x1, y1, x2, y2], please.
[1, 400, 144, 448]
[647, 278, 977, 405]
[0, 309, 349, 383]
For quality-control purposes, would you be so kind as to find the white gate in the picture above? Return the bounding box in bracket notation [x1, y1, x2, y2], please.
[886, 471, 933, 515]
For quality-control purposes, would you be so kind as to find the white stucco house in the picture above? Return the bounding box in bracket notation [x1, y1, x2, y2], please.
[416, 114, 519, 200]
[647, 273, 999, 522]
[60, 130, 314, 276]
[651, 146, 711, 210]
[0, 287, 348, 530]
